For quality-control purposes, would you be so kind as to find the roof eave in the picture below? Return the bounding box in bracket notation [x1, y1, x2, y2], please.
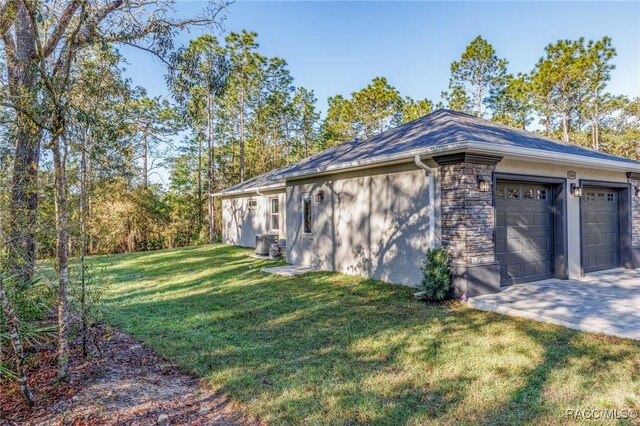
[468, 141, 640, 173]
[276, 142, 640, 182]
[218, 141, 640, 195]
[213, 182, 286, 198]
[274, 142, 471, 182]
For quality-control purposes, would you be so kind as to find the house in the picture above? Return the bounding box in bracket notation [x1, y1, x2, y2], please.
[215, 109, 640, 296]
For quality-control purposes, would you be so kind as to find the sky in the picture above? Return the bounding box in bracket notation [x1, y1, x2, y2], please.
[118, 1, 640, 184]
[121, 0, 640, 114]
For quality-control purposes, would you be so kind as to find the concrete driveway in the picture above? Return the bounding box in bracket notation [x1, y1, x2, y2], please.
[467, 269, 640, 340]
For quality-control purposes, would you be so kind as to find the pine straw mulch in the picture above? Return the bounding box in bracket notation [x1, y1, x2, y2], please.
[0, 325, 259, 426]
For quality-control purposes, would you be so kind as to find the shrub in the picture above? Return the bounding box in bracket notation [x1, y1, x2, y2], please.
[420, 248, 453, 300]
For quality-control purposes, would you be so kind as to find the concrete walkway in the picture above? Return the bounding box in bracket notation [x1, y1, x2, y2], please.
[468, 269, 640, 340]
[261, 265, 315, 277]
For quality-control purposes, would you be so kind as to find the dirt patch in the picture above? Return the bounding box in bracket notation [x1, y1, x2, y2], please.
[1, 326, 258, 426]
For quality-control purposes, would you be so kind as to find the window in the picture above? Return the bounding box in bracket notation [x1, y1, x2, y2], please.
[523, 189, 534, 199]
[537, 190, 547, 200]
[270, 198, 280, 231]
[247, 199, 257, 209]
[496, 186, 504, 199]
[587, 192, 596, 202]
[508, 188, 520, 199]
[303, 194, 312, 234]
[607, 193, 615, 202]
[597, 193, 605, 203]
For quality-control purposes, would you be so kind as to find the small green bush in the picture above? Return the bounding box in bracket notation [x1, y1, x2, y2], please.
[420, 248, 453, 300]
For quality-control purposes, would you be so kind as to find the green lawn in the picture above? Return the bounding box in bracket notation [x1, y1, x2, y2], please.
[92, 245, 640, 425]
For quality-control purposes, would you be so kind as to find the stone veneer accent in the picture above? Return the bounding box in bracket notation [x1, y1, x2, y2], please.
[628, 173, 640, 248]
[434, 153, 502, 265]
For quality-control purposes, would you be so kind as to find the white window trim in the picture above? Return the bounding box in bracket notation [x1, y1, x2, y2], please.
[270, 197, 280, 233]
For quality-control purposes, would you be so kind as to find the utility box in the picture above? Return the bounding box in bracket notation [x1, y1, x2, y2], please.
[256, 234, 278, 256]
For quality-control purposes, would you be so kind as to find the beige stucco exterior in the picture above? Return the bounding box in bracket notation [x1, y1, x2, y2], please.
[222, 190, 286, 247]
[221, 153, 635, 291]
[285, 162, 435, 286]
[496, 158, 628, 279]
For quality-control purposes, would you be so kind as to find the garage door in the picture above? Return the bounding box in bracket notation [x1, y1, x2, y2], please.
[496, 182, 554, 286]
[581, 187, 620, 273]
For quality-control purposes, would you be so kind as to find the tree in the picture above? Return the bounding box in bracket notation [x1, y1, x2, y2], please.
[321, 94, 357, 147]
[489, 73, 533, 129]
[290, 87, 320, 159]
[124, 96, 179, 189]
[442, 84, 471, 114]
[351, 77, 403, 138]
[321, 77, 404, 146]
[401, 97, 434, 123]
[262, 57, 294, 168]
[0, 0, 230, 382]
[445, 35, 508, 117]
[168, 34, 228, 244]
[532, 39, 589, 142]
[225, 31, 265, 182]
[583, 37, 616, 149]
[601, 96, 640, 160]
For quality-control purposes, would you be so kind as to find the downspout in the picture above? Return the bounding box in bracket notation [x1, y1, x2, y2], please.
[415, 155, 436, 249]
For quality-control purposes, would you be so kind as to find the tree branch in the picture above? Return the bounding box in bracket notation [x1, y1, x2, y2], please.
[42, 0, 81, 58]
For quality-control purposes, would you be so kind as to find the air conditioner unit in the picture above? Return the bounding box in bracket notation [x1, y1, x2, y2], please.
[256, 234, 278, 256]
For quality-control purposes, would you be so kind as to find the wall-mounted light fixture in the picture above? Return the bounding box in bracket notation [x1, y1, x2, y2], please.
[571, 183, 583, 197]
[635, 186, 640, 197]
[315, 190, 324, 203]
[477, 176, 490, 192]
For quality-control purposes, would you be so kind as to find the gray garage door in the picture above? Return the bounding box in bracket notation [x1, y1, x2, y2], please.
[581, 187, 620, 273]
[496, 181, 554, 286]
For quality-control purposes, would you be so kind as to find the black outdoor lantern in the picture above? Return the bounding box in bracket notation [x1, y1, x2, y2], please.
[315, 190, 324, 203]
[635, 186, 640, 197]
[571, 183, 583, 197]
[477, 176, 490, 192]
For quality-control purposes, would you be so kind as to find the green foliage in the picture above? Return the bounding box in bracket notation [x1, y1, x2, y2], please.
[445, 35, 508, 117]
[322, 77, 432, 146]
[490, 73, 533, 128]
[420, 248, 453, 300]
[401, 97, 434, 123]
[0, 272, 56, 381]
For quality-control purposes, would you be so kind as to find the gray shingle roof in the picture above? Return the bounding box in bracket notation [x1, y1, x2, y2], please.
[217, 109, 640, 196]
[213, 166, 286, 196]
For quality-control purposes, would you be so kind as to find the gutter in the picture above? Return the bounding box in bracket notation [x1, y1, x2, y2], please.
[275, 142, 640, 183]
[414, 155, 437, 249]
[466, 141, 640, 173]
[274, 143, 470, 182]
[213, 182, 286, 198]
[216, 141, 640, 197]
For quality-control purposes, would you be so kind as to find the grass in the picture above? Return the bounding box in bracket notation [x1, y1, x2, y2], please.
[90, 245, 640, 425]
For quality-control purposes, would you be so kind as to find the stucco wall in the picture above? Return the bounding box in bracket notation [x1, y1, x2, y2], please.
[286, 162, 433, 286]
[496, 159, 628, 278]
[222, 190, 286, 247]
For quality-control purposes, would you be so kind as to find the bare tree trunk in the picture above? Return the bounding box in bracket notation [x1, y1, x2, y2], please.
[593, 91, 600, 150]
[51, 133, 70, 380]
[142, 133, 148, 189]
[6, 4, 41, 284]
[239, 88, 245, 182]
[79, 131, 89, 357]
[562, 97, 569, 142]
[197, 134, 203, 230]
[0, 277, 34, 406]
[207, 93, 215, 245]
